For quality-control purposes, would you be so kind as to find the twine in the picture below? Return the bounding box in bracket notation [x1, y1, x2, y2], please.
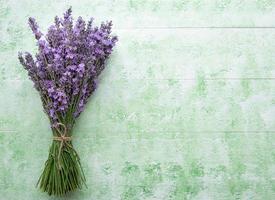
[53, 123, 73, 169]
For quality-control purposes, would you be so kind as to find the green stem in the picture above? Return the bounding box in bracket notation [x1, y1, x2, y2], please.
[37, 139, 86, 196]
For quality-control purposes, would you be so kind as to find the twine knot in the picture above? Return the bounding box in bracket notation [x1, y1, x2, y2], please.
[52, 123, 73, 169]
[53, 135, 72, 142]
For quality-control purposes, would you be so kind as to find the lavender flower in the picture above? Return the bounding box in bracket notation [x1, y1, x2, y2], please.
[28, 17, 43, 40]
[18, 8, 117, 196]
[18, 8, 118, 126]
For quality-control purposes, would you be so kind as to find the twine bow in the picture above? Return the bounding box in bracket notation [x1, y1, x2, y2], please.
[53, 123, 72, 169]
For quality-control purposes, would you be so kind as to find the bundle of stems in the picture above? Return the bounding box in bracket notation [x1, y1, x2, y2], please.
[18, 8, 117, 195]
[37, 124, 86, 195]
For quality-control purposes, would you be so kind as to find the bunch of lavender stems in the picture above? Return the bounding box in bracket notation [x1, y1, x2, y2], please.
[18, 8, 117, 195]
[37, 134, 86, 195]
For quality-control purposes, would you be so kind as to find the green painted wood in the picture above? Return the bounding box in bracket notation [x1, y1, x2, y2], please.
[0, 0, 275, 199]
[2, 0, 275, 29]
[1, 79, 275, 134]
[2, 29, 275, 80]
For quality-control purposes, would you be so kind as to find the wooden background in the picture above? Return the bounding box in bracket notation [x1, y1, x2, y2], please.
[0, 0, 275, 199]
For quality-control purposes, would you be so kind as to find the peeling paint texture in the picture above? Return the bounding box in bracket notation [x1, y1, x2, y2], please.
[0, 0, 275, 199]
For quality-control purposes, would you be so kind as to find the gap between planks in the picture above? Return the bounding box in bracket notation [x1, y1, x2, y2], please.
[3, 78, 275, 82]
[114, 26, 275, 30]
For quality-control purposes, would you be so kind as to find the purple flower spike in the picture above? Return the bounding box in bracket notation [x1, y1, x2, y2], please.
[19, 8, 117, 123]
[28, 17, 42, 40]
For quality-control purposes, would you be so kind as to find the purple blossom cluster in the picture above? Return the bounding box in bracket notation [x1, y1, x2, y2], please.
[18, 8, 117, 128]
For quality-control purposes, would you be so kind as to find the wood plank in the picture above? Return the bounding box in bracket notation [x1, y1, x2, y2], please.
[1, 79, 274, 134]
[3, 0, 275, 29]
[2, 29, 275, 81]
[1, 131, 274, 199]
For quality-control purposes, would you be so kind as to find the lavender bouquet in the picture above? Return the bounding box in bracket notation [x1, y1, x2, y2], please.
[18, 8, 117, 195]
